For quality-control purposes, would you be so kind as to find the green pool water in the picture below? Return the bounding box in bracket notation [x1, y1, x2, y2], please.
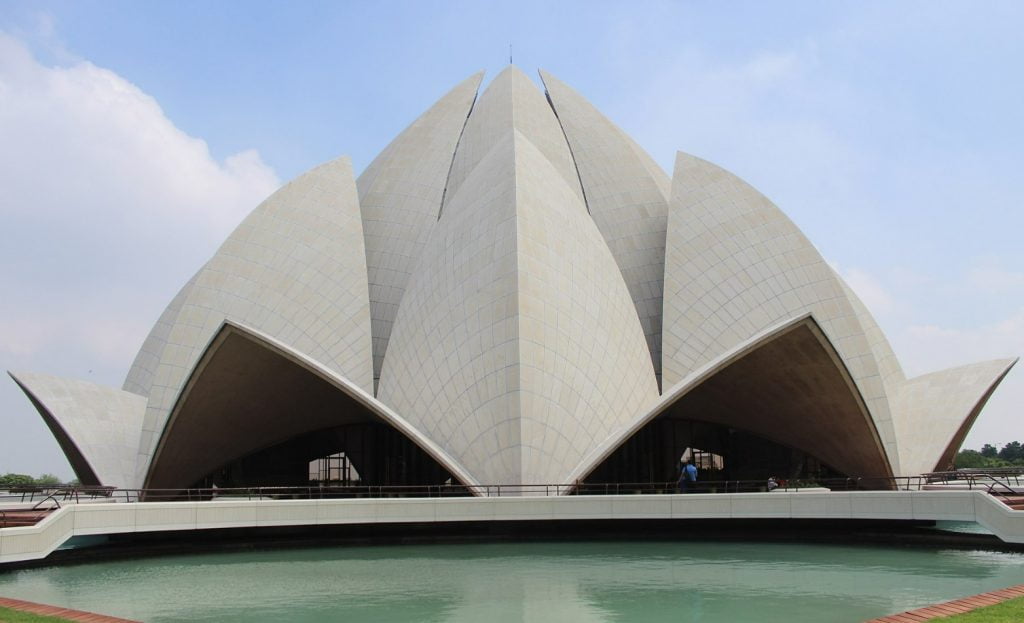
[1, 540, 1023, 622]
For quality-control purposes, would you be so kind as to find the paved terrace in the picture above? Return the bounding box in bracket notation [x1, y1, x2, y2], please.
[3, 484, 1024, 565]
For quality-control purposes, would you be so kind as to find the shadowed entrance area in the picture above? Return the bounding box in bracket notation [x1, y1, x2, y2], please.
[586, 319, 893, 485]
[144, 325, 464, 490]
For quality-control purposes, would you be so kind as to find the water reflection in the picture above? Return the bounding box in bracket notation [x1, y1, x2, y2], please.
[1, 541, 1022, 622]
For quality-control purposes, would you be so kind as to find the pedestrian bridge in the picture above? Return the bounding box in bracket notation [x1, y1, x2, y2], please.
[3, 488, 1024, 565]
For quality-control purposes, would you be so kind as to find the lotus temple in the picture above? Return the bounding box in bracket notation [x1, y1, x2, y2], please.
[8, 66, 1018, 494]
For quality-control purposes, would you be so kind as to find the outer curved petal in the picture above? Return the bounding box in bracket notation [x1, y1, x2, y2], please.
[539, 70, 670, 385]
[122, 275, 196, 397]
[663, 152, 899, 472]
[9, 371, 145, 488]
[144, 321, 479, 491]
[836, 274, 906, 391]
[379, 70, 658, 487]
[893, 358, 1018, 476]
[135, 157, 373, 480]
[358, 72, 483, 390]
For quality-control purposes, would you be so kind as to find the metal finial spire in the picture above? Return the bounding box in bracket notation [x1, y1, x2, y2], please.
[509, 43, 512, 65]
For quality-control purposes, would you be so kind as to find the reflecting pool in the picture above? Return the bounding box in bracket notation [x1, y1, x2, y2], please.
[2, 541, 1023, 622]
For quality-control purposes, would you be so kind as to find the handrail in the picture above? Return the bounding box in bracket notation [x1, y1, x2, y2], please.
[30, 493, 61, 511]
[0, 475, 940, 505]
[922, 470, 1024, 496]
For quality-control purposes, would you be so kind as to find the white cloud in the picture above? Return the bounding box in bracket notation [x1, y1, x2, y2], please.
[0, 32, 280, 357]
[899, 309, 1024, 376]
[0, 32, 280, 477]
[966, 265, 1024, 296]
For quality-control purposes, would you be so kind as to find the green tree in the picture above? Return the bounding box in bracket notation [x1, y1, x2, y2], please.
[955, 449, 988, 469]
[999, 441, 1023, 462]
[981, 443, 999, 458]
[34, 473, 62, 485]
[0, 473, 35, 487]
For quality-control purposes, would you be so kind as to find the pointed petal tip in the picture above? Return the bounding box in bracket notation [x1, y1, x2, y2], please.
[495, 64, 530, 81]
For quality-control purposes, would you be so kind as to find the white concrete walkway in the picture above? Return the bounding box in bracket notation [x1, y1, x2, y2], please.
[3, 490, 1022, 565]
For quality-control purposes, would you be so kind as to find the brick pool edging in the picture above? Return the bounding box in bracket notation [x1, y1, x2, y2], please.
[866, 584, 1024, 622]
[0, 596, 140, 622]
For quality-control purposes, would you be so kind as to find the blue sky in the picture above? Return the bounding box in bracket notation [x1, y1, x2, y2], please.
[1, 1, 1021, 479]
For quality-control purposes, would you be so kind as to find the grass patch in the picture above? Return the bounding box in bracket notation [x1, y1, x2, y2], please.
[0, 605, 74, 622]
[936, 595, 1024, 621]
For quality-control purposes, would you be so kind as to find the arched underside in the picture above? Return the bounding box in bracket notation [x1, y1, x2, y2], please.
[893, 357, 1018, 476]
[206, 422, 455, 489]
[936, 362, 1016, 471]
[585, 418, 846, 485]
[573, 316, 894, 486]
[9, 373, 101, 487]
[144, 322, 479, 492]
[9, 371, 146, 488]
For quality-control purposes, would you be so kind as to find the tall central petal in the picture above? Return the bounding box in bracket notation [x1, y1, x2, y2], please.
[377, 67, 659, 488]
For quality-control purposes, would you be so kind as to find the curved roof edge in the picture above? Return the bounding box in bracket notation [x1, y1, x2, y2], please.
[538, 69, 669, 384]
[663, 150, 901, 472]
[9, 371, 146, 488]
[378, 121, 659, 487]
[562, 313, 894, 485]
[144, 320, 483, 494]
[834, 271, 906, 390]
[357, 71, 484, 390]
[893, 357, 1019, 476]
[133, 155, 374, 479]
[122, 273, 199, 398]
[443, 65, 584, 213]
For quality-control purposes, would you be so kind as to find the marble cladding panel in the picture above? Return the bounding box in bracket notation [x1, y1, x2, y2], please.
[135, 157, 374, 480]
[663, 152, 899, 472]
[540, 70, 670, 383]
[444, 66, 583, 213]
[892, 358, 1018, 477]
[10, 372, 146, 489]
[358, 72, 483, 388]
[513, 134, 659, 485]
[378, 132, 524, 487]
[380, 110, 657, 487]
[123, 275, 198, 397]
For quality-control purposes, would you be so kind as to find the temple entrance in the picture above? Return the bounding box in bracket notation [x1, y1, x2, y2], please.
[579, 319, 895, 490]
[145, 324, 472, 493]
[194, 422, 459, 489]
[585, 418, 844, 487]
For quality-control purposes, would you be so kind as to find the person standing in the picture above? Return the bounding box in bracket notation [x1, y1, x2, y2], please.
[684, 459, 700, 493]
[679, 460, 698, 493]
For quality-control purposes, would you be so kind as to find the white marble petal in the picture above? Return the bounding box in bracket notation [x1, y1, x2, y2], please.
[10, 371, 146, 489]
[663, 152, 900, 472]
[379, 68, 658, 487]
[540, 70, 669, 384]
[893, 358, 1018, 476]
[358, 72, 483, 391]
[134, 157, 373, 481]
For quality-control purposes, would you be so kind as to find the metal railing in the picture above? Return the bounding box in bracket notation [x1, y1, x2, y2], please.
[923, 470, 1024, 496]
[0, 475, 952, 505]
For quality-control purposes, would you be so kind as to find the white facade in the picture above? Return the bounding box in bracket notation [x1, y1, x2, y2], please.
[379, 70, 659, 485]
[9, 68, 1017, 491]
[357, 72, 483, 390]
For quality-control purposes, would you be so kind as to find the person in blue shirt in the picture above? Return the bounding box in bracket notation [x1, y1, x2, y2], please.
[678, 460, 698, 493]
